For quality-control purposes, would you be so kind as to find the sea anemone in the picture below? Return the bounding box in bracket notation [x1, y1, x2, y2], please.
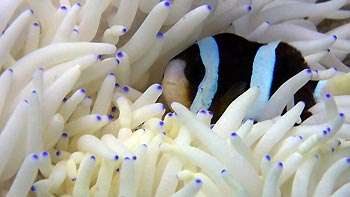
[0, 0, 349, 196]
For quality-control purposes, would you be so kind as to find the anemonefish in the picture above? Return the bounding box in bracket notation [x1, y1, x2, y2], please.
[162, 33, 318, 121]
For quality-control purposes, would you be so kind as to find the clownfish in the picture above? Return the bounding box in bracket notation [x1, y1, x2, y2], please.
[162, 33, 317, 121]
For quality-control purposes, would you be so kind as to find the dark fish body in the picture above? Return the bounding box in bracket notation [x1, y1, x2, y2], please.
[162, 33, 317, 121]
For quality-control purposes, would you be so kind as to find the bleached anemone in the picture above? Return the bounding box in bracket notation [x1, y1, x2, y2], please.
[0, 0, 349, 196]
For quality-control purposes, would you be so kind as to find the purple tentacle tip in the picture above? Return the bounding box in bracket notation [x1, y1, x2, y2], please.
[122, 86, 129, 92]
[41, 151, 49, 157]
[32, 154, 39, 160]
[164, 1, 171, 7]
[31, 185, 36, 191]
[108, 114, 114, 120]
[96, 115, 102, 121]
[117, 51, 124, 58]
[195, 178, 202, 184]
[278, 162, 283, 167]
[111, 106, 117, 112]
[322, 130, 327, 135]
[156, 84, 163, 91]
[80, 89, 86, 94]
[199, 109, 207, 114]
[206, 5, 211, 10]
[157, 32, 164, 38]
[61, 133, 68, 138]
[265, 154, 271, 161]
[247, 5, 252, 11]
[159, 121, 164, 126]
